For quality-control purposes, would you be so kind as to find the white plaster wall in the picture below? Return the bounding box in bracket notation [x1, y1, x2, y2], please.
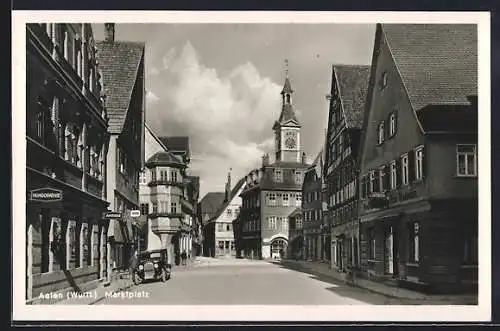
[105, 136, 117, 210]
[147, 220, 163, 250]
[262, 244, 271, 259]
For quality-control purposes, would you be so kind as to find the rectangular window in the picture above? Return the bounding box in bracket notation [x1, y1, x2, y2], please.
[226, 209, 232, 217]
[390, 161, 397, 189]
[217, 223, 224, 232]
[401, 154, 409, 185]
[282, 193, 289, 206]
[150, 169, 156, 182]
[170, 202, 178, 214]
[268, 193, 276, 206]
[389, 113, 396, 137]
[378, 121, 385, 144]
[275, 169, 283, 182]
[457, 144, 477, 177]
[369, 171, 375, 193]
[36, 109, 45, 141]
[296, 218, 303, 229]
[140, 203, 149, 215]
[171, 170, 178, 182]
[408, 222, 419, 263]
[159, 170, 166, 182]
[295, 171, 302, 184]
[295, 193, 302, 207]
[268, 216, 277, 229]
[415, 146, 424, 180]
[379, 166, 386, 192]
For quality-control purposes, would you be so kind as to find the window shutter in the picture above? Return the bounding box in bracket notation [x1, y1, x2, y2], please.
[408, 151, 415, 183]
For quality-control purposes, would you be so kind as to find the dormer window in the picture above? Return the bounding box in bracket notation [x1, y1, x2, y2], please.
[378, 121, 385, 145]
[275, 169, 283, 182]
[381, 71, 388, 89]
[389, 112, 397, 137]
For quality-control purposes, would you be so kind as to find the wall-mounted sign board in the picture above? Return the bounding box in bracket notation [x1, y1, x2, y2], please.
[103, 212, 122, 219]
[29, 188, 63, 202]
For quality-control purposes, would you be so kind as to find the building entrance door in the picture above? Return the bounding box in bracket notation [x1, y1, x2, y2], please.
[270, 238, 287, 260]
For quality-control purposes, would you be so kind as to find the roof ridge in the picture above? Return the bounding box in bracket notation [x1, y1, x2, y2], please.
[122, 48, 145, 130]
[145, 123, 169, 152]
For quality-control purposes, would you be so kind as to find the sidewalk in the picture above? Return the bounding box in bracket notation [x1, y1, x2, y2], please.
[277, 259, 477, 305]
[55, 272, 134, 305]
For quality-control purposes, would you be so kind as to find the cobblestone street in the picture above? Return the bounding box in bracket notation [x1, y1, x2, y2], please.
[96, 258, 414, 305]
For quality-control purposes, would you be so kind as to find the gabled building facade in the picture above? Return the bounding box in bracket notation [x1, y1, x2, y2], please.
[199, 192, 226, 256]
[96, 23, 146, 272]
[239, 72, 310, 260]
[203, 171, 246, 258]
[324, 65, 370, 272]
[287, 207, 304, 259]
[139, 125, 197, 265]
[26, 23, 111, 301]
[139, 123, 169, 252]
[358, 24, 478, 292]
[302, 150, 327, 262]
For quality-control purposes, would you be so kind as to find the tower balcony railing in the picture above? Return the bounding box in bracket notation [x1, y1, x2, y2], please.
[148, 179, 184, 188]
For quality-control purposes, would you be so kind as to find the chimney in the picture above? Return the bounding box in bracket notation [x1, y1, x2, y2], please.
[104, 23, 115, 42]
[301, 152, 307, 165]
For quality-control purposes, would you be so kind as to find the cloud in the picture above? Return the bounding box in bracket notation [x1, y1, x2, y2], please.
[148, 67, 160, 76]
[162, 48, 177, 70]
[146, 91, 160, 105]
[147, 41, 282, 197]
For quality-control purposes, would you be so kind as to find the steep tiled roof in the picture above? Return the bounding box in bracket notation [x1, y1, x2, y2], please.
[95, 40, 145, 133]
[159, 136, 190, 154]
[334, 65, 371, 129]
[312, 149, 324, 179]
[288, 207, 302, 218]
[145, 123, 169, 152]
[199, 192, 226, 223]
[278, 104, 300, 124]
[145, 151, 185, 168]
[211, 178, 246, 221]
[382, 24, 478, 111]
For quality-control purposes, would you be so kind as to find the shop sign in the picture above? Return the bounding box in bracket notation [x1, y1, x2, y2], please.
[130, 210, 141, 218]
[29, 188, 63, 202]
[103, 212, 122, 219]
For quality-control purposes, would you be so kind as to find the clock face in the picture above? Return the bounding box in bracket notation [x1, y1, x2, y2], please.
[285, 137, 296, 149]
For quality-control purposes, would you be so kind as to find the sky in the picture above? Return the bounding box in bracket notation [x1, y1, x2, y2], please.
[92, 23, 376, 198]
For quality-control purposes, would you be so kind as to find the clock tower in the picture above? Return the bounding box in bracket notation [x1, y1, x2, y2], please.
[273, 60, 302, 163]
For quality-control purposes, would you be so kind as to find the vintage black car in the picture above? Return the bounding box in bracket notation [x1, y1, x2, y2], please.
[132, 249, 171, 285]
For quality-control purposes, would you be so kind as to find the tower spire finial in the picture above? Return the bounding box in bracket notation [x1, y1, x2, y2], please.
[284, 58, 289, 78]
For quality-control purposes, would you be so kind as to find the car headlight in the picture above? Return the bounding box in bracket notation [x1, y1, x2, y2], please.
[139, 265, 144, 270]
[154, 263, 159, 268]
